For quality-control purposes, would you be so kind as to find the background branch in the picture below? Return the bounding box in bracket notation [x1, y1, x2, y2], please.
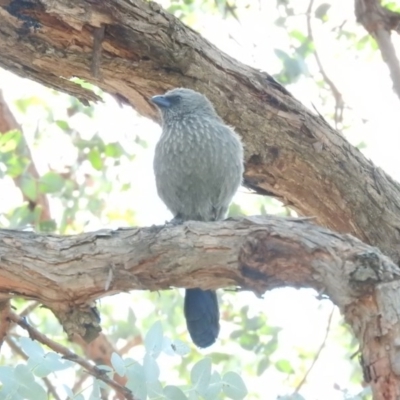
[5, 335, 61, 400]
[0, 89, 52, 223]
[306, 0, 344, 128]
[8, 311, 136, 400]
[293, 306, 335, 394]
[355, 0, 400, 100]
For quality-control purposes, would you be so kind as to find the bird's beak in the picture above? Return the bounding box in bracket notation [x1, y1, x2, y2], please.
[151, 95, 171, 108]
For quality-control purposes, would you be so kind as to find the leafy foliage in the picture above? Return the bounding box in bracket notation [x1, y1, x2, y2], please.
[0, 326, 248, 400]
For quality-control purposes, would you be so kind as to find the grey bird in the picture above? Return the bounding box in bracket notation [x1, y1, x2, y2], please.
[151, 88, 243, 348]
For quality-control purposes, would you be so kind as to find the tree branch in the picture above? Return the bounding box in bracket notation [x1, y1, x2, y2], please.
[293, 306, 335, 394]
[1, 216, 400, 398]
[355, 0, 400, 100]
[1, 0, 400, 262]
[0, 90, 52, 224]
[0, 216, 395, 305]
[306, 0, 344, 128]
[8, 311, 136, 400]
[5, 335, 62, 400]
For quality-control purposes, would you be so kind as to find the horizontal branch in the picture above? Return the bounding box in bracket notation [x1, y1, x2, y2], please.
[0, 216, 397, 309]
[1, 0, 400, 262]
[2, 216, 400, 398]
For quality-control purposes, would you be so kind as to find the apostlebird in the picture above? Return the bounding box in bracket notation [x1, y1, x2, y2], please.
[151, 88, 243, 348]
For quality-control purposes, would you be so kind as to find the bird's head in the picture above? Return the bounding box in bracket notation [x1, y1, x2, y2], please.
[150, 88, 218, 121]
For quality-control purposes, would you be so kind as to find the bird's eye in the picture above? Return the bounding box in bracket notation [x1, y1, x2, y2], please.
[167, 95, 182, 104]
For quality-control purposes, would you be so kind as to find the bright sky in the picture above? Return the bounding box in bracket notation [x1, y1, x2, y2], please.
[1, 0, 398, 398]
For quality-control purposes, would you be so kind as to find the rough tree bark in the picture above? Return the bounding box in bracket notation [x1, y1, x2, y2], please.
[1, 0, 400, 261]
[1, 0, 400, 398]
[355, 0, 400, 101]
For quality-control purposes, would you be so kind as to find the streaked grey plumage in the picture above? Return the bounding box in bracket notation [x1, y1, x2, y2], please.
[151, 88, 243, 348]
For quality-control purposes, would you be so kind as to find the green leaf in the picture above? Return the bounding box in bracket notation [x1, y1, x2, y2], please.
[0, 130, 22, 152]
[314, 3, 331, 20]
[43, 352, 73, 372]
[144, 321, 164, 359]
[275, 359, 295, 374]
[19, 337, 45, 358]
[88, 148, 103, 170]
[164, 385, 188, 400]
[274, 48, 291, 62]
[222, 371, 247, 400]
[15, 364, 47, 400]
[4, 154, 30, 178]
[203, 372, 222, 400]
[105, 143, 124, 158]
[55, 120, 70, 131]
[28, 358, 53, 378]
[134, 135, 148, 148]
[0, 366, 15, 387]
[14, 97, 46, 114]
[89, 380, 101, 400]
[238, 332, 259, 350]
[39, 219, 57, 232]
[230, 329, 245, 339]
[39, 172, 65, 193]
[126, 362, 147, 400]
[143, 353, 160, 382]
[20, 175, 37, 202]
[147, 380, 164, 399]
[246, 316, 265, 331]
[264, 337, 279, 354]
[111, 352, 126, 377]
[289, 29, 306, 43]
[257, 358, 270, 376]
[8, 204, 35, 228]
[169, 339, 190, 356]
[63, 384, 74, 399]
[191, 358, 211, 394]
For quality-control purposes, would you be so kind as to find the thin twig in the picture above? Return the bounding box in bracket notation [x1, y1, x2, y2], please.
[20, 301, 40, 317]
[292, 306, 335, 394]
[73, 333, 128, 400]
[306, 0, 344, 129]
[71, 372, 90, 397]
[8, 311, 136, 400]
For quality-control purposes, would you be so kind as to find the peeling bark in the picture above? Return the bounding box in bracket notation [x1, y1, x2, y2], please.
[0, 217, 395, 306]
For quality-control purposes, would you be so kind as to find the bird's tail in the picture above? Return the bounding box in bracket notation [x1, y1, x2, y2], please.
[184, 288, 220, 348]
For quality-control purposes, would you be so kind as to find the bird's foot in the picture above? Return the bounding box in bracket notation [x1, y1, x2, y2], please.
[165, 216, 184, 227]
[170, 216, 184, 225]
